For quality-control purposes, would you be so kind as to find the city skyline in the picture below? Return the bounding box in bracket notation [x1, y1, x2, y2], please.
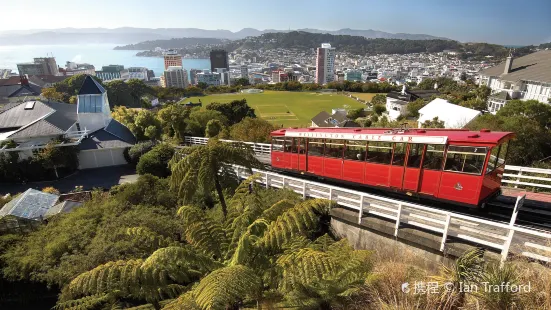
[1, 0, 550, 45]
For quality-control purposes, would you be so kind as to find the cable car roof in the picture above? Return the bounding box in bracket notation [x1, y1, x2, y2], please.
[270, 127, 514, 144]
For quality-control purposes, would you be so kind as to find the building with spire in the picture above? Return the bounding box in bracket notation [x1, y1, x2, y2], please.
[0, 75, 136, 169]
[479, 50, 551, 113]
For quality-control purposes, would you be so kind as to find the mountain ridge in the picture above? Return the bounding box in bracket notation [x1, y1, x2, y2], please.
[0, 27, 451, 45]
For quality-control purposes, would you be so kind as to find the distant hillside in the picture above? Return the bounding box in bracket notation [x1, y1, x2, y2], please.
[114, 38, 227, 50]
[225, 32, 460, 55]
[0, 27, 450, 46]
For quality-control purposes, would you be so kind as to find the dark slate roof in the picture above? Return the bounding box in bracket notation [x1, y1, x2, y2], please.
[42, 101, 78, 131]
[0, 101, 53, 130]
[79, 129, 135, 150]
[491, 91, 511, 100]
[44, 200, 82, 219]
[8, 84, 42, 97]
[8, 119, 64, 139]
[78, 75, 106, 95]
[0, 189, 59, 220]
[480, 50, 551, 83]
[311, 111, 332, 126]
[342, 120, 361, 127]
[104, 119, 136, 144]
[0, 85, 22, 98]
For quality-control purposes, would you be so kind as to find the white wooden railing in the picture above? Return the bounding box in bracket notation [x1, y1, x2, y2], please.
[184, 136, 551, 192]
[232, 165, 551, 264]
[184, 136, 271, 155]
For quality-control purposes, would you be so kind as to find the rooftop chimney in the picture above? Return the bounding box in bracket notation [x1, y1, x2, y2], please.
[504, 50, 514, 74]
[20, 75, 29, 86]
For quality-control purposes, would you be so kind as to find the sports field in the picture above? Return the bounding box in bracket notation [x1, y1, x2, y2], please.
[350, 93, 386, 102]
[186, 91, 366, 127]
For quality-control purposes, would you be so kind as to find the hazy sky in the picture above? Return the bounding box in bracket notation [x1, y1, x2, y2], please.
[3, 0, 550, 45]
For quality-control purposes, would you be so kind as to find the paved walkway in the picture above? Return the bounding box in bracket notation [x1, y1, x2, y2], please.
[1, 165, 138, 195]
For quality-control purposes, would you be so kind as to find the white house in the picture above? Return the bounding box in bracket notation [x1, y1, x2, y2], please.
[385, 86, 440, 121]
[418, 98, 481, 129]
[0, 75, 136, 169]
[478, 50, 551, 113]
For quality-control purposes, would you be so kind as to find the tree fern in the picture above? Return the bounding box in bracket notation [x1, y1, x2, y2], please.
[63, 246, 217, 304]
[262, 199, 331, 249]
[260, 199, 296, 223]
[277, 248, 338, 292]
[177, 205, 228, 259]
[169, 140, 261, 218]
[125, 227, 177, 251]
[161, 291, 199, 309]
[193, 265, 261, 310]
[140, 246, 222, 286]
[53, 292, 114, 310]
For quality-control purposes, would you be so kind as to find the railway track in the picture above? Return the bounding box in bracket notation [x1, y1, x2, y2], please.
[262, 163, 551, 231]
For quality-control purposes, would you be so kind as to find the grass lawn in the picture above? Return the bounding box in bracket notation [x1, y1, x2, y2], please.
[349, 93, 386, 102]
[186, 91, 366, 127]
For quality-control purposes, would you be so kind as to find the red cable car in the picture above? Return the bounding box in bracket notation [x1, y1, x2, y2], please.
[270, 127, 515, 208]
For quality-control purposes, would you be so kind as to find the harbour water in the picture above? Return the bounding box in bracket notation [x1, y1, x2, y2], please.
[0, 44, 210, 77]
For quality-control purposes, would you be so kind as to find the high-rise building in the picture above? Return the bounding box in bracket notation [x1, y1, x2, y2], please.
[95, 65, 129, 81]
[240, 65, 249, 79]
[196, 69, 221, 86]
[128, 67, 150, 81]
[163, 66, 189, 89]
[344, 70, 362, 82]
[17, 57, 59, 76]
[315, 43, 335, 85]
[210, 50, 229, 72]
[190, 69, 202, 85]
[164, 50, 183, 70]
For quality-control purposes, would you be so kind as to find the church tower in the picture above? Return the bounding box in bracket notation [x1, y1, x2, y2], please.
[76, 75, 112, 133]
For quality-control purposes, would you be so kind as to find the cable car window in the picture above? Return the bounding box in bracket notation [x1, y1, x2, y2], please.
[344, 140, 366, 161]
[298, 138, 306, 154]
[289, 138, 299, 153]
[407, 144, 424, 168]
[444, 146, 487, 175]
[392, 143, 407, 166]
[272, 137, 285, 152]
[497, 141, 509, 167]
[324, 139, 344, 159]
[423, 145, 445, 170]
[366, 142, 393, 164]
[486, 145, 500, 173]
[307, 138, 324, 157]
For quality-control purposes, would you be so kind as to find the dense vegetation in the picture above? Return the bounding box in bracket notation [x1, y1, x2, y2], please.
[1, 140, 550, 309]
[124, 31, 548, 59]
[0, 140, 79, 183]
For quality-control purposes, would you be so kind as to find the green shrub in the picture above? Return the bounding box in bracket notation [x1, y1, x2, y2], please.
[136, 144, 175, 177]
[126, 141, 155, 165]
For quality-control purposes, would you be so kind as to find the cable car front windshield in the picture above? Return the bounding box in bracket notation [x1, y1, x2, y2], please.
[444, 146, 488, 175]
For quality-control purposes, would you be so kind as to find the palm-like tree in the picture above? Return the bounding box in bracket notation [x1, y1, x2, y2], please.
[169, 139, 261, 218]
[55, 176, 373, 310]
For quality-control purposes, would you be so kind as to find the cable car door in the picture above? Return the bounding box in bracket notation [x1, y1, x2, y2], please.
[403, 144, 424, 192]
[389, 143, 407, 189]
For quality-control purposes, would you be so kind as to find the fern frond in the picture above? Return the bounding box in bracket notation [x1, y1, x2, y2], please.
[125, 227, 176, 250]
[276, 248, 337, 292]
[141, 246, 221, 287]
[177, 206, 228, 259]
[53, 293, 113, 310]
[260, 199, 296, 222]
[193, 265, 261, 310]
[308, 234, 335, 252]
[162, 291, 200, 310]
[262, 199, 331, 250]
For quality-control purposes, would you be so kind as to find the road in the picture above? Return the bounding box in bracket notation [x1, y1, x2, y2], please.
[0, 165, 139, 195]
